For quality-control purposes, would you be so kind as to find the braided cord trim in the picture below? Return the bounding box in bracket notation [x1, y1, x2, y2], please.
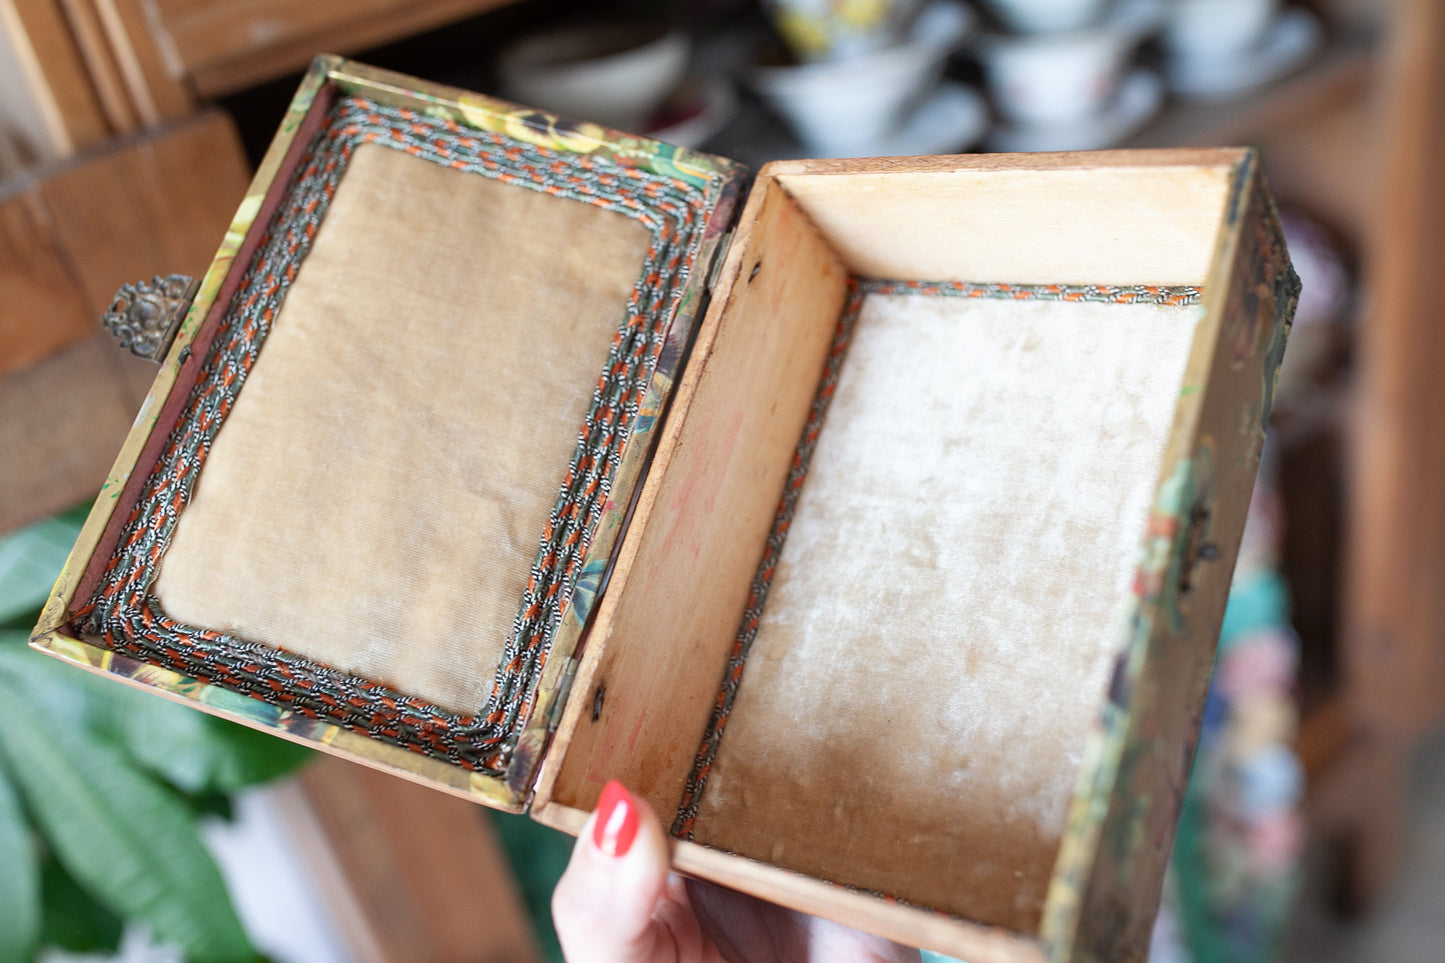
[671, 278, 1202, 837]
[81, 95, 715, 775]
[868, 279, 1203, 306]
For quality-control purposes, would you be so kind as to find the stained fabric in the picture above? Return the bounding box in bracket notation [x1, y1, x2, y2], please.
[688, 290, 1201, 932]
[155, 141, 651, 716]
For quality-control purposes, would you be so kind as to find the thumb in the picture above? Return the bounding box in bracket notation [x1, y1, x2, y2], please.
[552, 780, 687, 963]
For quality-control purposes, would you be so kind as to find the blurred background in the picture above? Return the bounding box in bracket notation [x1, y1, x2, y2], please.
[1, 0, 1442, 961]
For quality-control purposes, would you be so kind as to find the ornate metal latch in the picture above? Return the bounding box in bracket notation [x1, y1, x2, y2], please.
[101, 274, 199, 363]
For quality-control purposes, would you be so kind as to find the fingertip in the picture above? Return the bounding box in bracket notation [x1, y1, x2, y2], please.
[593, 778, 641, 857]
[553, 781, 674, 960]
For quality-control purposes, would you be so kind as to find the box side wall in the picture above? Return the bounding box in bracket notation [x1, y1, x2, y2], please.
[770, 151, 1244, 285]
[672, 841, 1050, 963]
[327, 60, 739, 195]
[1046, 156, 1298, 962]
[534, 174, 849, 821]
[531, 796, 1047, 963]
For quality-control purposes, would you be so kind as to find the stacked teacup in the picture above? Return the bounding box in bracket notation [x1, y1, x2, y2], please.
[1162, 0, 1322, 101]
[979, 0, 1166, 152]
[748, 0, 984, 157]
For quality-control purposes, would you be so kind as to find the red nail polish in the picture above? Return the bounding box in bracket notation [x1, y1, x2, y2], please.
[592, 779, 639, 858]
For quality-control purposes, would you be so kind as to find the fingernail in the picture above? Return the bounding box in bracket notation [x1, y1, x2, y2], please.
[592, 779, 639, 858]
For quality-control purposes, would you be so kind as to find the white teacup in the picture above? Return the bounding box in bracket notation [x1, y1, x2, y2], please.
[750, 0, 973, 154]
[984, 0, 1112, 33]
[980, 24, 1134, 126]
[498, 22, 689, 131]
[1163, 0, 1279, 60]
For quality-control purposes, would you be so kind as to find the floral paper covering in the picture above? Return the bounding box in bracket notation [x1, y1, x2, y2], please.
[1154, 446, 1304, 963]
[923, 456, 1305, 963]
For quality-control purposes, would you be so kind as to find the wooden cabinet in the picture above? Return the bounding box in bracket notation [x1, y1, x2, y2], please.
[147, 0, 518, 97]
[0, 108, 251, 532]
[0, 0, 122, 161]
[1135, 0, 1445, 911]
[0, 0, 519, 165]
[3, 0, 1440, 938]
[275, 756, 543, 963]
[1336, 0, 1445, 908]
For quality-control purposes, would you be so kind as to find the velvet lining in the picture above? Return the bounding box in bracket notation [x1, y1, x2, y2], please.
[687, 290, 1202, 932]
[154, 142, 652, 715]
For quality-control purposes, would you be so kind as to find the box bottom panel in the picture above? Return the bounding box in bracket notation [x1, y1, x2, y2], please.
[677, 279, 1203, 933]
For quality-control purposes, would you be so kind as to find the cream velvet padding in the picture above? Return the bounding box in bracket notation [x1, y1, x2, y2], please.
[689, 292, 1202, 933]
[155, 142, 652, 716]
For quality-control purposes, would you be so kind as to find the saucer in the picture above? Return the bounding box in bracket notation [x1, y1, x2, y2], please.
[811, 81, 989, 158]
[750, 0, 975, 155]
[986, 69, 1163, 153]
[645, 76, 737, 148]
[1165, 8, 1323, 101]
[1106, 0, 1169, 41]
[976, 0, 1167, 48]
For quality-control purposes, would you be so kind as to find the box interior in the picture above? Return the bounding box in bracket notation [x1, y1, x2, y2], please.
[538, 158, 1236, 938]
[156, 141, 652, 716]
[684, 289, 1201, 931]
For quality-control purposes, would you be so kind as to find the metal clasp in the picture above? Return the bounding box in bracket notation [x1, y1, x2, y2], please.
[101, 274, 199, 363]
[1177, 503, 1218, 597]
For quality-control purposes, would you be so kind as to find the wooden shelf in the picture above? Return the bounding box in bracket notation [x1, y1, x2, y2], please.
[1299, 697, 1351, 782]
[178, 0, 519, 99]
[1127, 30, 1378, 149]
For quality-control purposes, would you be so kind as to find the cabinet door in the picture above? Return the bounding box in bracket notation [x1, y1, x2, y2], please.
[0, 0, 114, 159]
[141, 0, 518, 97]
[0, 108, 248, 531]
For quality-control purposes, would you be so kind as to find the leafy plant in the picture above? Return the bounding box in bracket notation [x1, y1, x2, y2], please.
[0, 505, 311, 963]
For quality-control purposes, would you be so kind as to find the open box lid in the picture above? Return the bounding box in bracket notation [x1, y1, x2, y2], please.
[30, 54, 747, 811]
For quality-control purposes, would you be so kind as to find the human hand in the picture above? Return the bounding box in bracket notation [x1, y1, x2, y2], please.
[552, 780, 923, 963]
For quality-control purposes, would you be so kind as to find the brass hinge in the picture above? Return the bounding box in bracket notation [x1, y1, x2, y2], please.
[547, 657, 580, 734]
[705, 231, 734, 294]
[101, 274, 199, 363]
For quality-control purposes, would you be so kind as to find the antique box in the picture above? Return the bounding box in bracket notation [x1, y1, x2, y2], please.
[31, 56, 1297, 962]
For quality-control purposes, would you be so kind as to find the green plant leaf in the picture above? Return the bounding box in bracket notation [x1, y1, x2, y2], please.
[0, 634, 119, 724]
[0, 674, 255, 963]
[0, 503, 87, 628]
[0, 639, 310, 795]
[38, 851, 124, 955]
[0, 757, 40, 963]
[190, 717, 313, 792]
[183, 789, 235, 823]
[107, 694, 220, 793]
[114, 698, 311, 794]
